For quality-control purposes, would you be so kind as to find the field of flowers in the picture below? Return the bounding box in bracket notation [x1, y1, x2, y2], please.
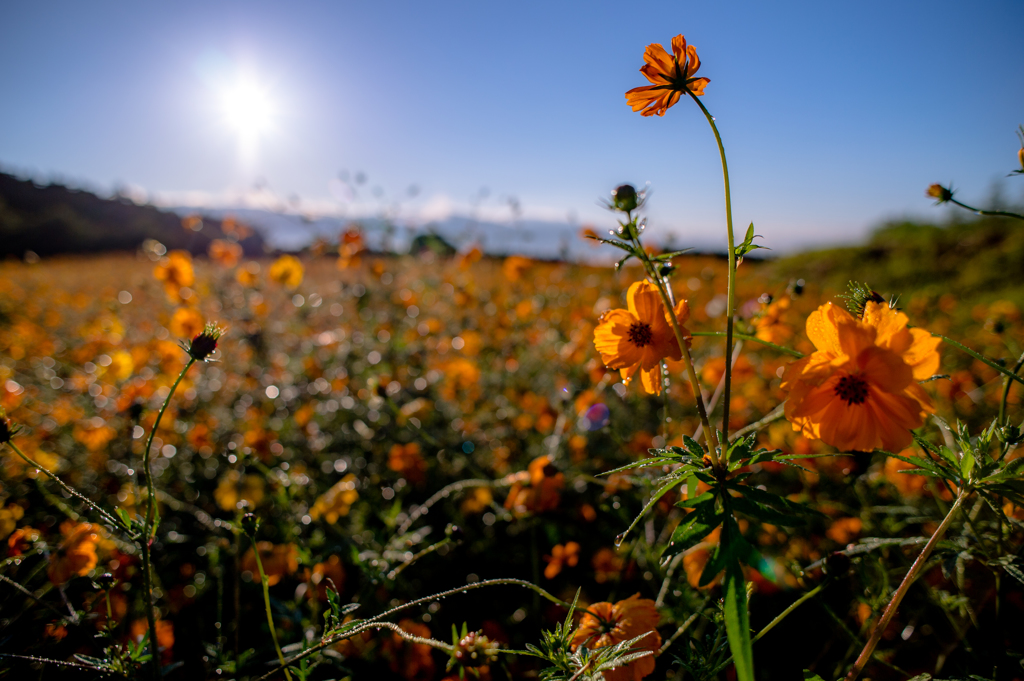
[2, 31, 1024, 681]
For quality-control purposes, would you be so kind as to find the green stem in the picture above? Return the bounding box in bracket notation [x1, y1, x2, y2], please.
[949, 198, 1024, 222]
[628, 231, 720, 462]
[845, 490, 966, 681]
[139, 358, 195, 681]
[689, 91, 737, 442]
[6, 443, 127, 533]
[933, 333, 1024, 388]
[253, 578, 585, 681]
[690, 331, 804, 358]
[249, 537, 293, 681]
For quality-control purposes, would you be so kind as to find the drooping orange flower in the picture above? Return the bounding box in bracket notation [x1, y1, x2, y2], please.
[593, 281, 690, 395]
[571, 593, 661, 681]
[543, 541, 580, 579]
[781, 301, 941, 453]
[48, 521, 99, 585]
[625, 35, 710, 117]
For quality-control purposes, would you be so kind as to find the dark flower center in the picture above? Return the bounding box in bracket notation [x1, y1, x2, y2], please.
[835, 374, 870, 405]
[628, 321, 654, 348]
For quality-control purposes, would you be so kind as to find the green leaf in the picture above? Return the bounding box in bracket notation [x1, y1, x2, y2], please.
[675, 491, 716, 510]
[723, 560, 754, 681]
[616, 476, 688, 545]
[726, 482, 824, 518]
[681, 436, 706, 460]
[960, 449, 976, 481]
[734, 222, 769, 264]
[729, 494, 806, 527]
[802, 672, 827, 681]
[663, 504, 722, 559]
[115, 508, 132, 529]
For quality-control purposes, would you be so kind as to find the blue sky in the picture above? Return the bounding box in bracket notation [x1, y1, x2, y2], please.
[1, 1, 1021, 251]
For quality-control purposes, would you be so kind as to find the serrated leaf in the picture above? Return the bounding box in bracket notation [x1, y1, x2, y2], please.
[729, 494, 806, 526]
[663, 505, 722, 559]
[681, 435, 706, 459]
[726, 482, 824, 517]
[616, 475, 688, 545]
[723, 560, 754, 681]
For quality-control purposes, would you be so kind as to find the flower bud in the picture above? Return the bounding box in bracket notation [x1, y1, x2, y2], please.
[240, 512, 260, 537]
[185, 322, 225, 362]
[94, 573, 116, 590]
[610, 184, 639, 213]
[926, 183, 953, 203]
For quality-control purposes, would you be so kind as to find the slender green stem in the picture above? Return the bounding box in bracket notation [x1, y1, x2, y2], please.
[139, 358, 195, 681]
[629, 233, 720, 462]
[688, 91, 737, 442]
[933, 333, 1024, 387]
[949, 198, 1024, 222]
[253, 578, 585, 681]
[249, 537, 293, 681]
[753, 582, 824, 643]
[654, 271, 721, 462]
[845, 491, 966, 681]
[691, 331, 804, 358]
[6, 443, 127, 532]
[998, 351, 1024, 425]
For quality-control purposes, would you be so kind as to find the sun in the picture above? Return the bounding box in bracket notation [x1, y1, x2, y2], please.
[220, 79, 275, 139]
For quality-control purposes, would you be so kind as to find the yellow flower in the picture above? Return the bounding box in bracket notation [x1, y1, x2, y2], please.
[626, 34, 710, 117]
[169, 307, 204, 340]
[153, 251, 194, 302]
[213, 469, 266, 511]
[781, 301, 941, 453]
[593, 281, 689, 395]
[310, 474, 359, 524]
[269, 254, 304, 289]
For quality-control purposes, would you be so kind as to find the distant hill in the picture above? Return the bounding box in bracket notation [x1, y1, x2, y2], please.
[0, 172, 264, 258]
[772, 212, 1024, 305]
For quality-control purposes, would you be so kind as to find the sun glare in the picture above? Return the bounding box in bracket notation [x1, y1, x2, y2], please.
[221, 80, 274, 139]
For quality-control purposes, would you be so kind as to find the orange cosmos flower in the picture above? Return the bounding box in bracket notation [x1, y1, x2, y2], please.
[593, 281, 690, 395]
[781, 301, 941, 453]
[48, 521, 99, 586]
[571, 593, 661, 681]
[543, 541, 580, 579]
[625, 35, 710, 117]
